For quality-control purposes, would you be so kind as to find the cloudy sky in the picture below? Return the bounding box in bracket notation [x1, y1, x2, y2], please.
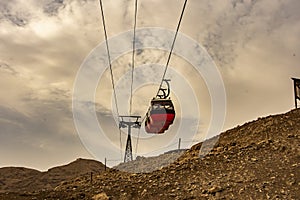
[0, 0, 299, 171]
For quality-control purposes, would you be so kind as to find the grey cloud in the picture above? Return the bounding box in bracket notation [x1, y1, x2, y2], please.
[43, 0, 66, 16]
[0, 62, 18, 76]
[199, 0, 299, 68]
[75, 100, 112, 116]
[3, 13, 28, 27]
[0, 106, 30, 130]
[0, 103, 89, 170]
[201, 0, 258, 67]
[0, 86, 82, 147]
[0, 1, 29, 27]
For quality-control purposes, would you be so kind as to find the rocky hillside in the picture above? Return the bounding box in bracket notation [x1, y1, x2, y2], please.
[114, 149, 187, 173]
[0, 109, 299, 199]
[0, 167, 41, 193]
[0, 158, 105, 193]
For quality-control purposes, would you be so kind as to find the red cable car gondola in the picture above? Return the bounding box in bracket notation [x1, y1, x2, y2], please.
[145, 98, 175, 133]
[145, 80, 175, 134]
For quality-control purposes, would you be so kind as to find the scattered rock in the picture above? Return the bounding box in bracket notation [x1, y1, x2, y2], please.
[92, 192, 109, 200]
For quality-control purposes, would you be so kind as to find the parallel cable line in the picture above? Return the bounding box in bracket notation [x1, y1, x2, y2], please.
[99, 0, 122, 160]
[129, 0, 138, 116]
[156, 0, 188, 97]
[130, 0, 142, 159]
[99, 0, 120, 118]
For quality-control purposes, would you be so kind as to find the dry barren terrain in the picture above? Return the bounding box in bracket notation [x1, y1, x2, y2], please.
[0, 109, 299, 199]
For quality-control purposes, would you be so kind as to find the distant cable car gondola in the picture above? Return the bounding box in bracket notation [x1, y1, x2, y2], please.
[145, 80, 175, 134]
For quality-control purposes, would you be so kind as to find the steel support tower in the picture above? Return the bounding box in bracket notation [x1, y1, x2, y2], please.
[119, 116, 141, 163]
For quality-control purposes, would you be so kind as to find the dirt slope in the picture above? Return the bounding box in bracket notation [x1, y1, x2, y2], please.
[0, 109, 299, 199]
[114, 149, 187, 173]
[0, 158, 105, 193]
[0, 167, 41, 193]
